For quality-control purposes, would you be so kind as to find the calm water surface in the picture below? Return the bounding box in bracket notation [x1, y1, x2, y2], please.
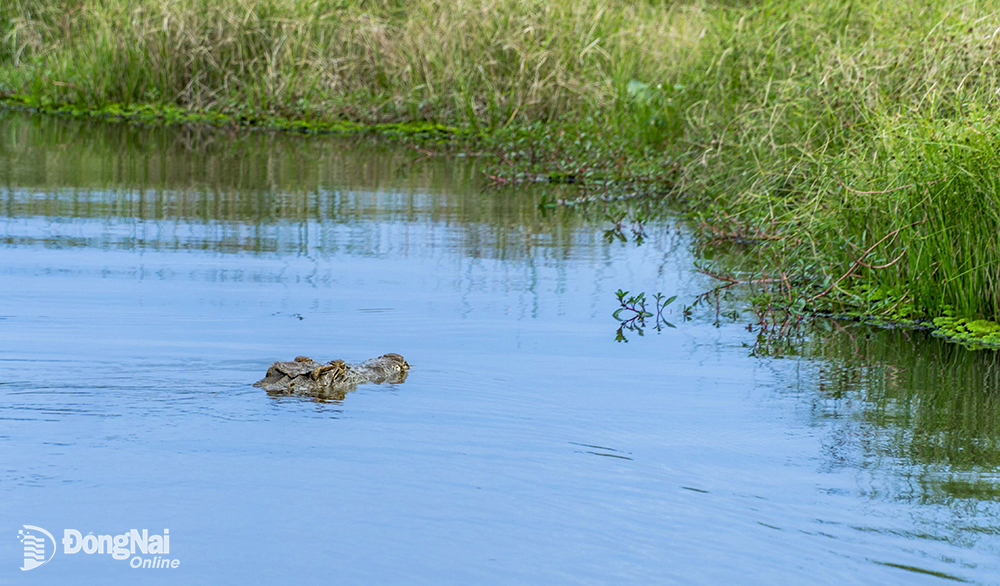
[2, 112, 1000, 584]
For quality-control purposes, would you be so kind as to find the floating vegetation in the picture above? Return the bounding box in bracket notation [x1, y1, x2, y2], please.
[0, 95, 459, 140]
[612, 290, 676, 343]
[932, 315, 1000, 349]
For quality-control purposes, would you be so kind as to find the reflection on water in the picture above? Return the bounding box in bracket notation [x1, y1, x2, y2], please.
[2, 110, 1000, 585]
[804, 324, 1000, 506]
[0, 110, 584, 259]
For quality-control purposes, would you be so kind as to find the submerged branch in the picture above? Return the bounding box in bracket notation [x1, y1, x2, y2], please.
[697, 268, 782, 285]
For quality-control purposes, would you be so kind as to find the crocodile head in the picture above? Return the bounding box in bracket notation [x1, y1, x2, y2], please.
[379, 353, 410, 370]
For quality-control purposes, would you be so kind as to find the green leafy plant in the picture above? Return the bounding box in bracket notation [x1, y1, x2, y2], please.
[613, 290, 676, 342]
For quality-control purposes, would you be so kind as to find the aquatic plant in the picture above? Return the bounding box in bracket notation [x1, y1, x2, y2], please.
[613, 290, 675, 342]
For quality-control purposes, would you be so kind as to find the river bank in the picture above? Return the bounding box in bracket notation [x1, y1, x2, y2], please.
[4, 0, 1000, 346]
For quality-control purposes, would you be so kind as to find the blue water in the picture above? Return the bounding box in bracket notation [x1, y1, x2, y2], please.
[2, 112, 999, 584]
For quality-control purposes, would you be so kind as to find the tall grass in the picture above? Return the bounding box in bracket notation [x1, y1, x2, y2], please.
[0, 0, 706, 127]
[3, 0, 1000, 320]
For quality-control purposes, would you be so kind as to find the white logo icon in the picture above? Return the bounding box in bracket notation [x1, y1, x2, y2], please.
[17, 525, 177, 570]
[18, 526, 56, 571]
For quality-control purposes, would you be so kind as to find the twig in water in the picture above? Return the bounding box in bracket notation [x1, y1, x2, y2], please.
[697, 268, 781, 285]
[408, 144, 435, 156]
[484, 173, 509, 186]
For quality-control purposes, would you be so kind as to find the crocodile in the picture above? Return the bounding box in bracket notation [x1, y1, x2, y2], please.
[255, 353, 410, 400]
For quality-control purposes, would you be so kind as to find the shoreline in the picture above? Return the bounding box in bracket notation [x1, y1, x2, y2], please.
[3, 93, 999, 351]
[0, 94, 459, 140]
[5, 0, 1000, 334]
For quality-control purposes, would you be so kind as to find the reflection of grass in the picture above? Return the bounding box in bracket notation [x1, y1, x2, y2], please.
[0, 112, 595, 259]
[6, 0, 1000, 333]
[939, 478, 1000, 502]
[801, 321, 1000, 505]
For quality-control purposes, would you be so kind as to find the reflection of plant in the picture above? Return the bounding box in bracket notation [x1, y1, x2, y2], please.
[613, 290, 676, 342]
[604, 212, 647, 245]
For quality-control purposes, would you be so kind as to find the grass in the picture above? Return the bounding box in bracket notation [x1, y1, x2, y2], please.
[4, 0, 1000, 331]
[0, 0, 693, 128]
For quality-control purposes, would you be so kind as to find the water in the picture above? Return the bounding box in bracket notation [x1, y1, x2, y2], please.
[2, 111, 1000, 585]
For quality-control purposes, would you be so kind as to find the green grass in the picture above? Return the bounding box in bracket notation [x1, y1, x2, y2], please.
[4, 0, 1000, 329]
[0, 0, 696, 128]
